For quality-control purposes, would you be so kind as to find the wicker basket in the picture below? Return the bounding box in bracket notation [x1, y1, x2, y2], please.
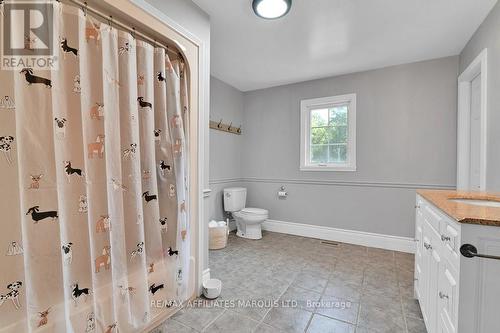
[209, 225, 229, 250]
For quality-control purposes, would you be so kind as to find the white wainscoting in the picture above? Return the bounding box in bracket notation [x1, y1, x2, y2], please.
[262, 219, 416, 253]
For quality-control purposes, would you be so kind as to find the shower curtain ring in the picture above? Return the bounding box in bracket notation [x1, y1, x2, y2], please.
[83, 1, 88, 17]
[228, 122, 232, 131]
[132, 27, 136, 40]
[108, 15, 113, 30]
[217, 119, 222, 128]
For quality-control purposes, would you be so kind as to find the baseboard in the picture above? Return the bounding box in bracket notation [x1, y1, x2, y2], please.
[262, 219, 415, 253]
[202, 268, 211, 283]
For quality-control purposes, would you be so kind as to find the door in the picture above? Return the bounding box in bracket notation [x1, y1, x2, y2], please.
[457, 49, 486, 191]
[469, 73, 481, 190]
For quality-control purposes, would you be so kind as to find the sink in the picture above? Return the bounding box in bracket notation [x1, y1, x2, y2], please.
[449, 198, 500, 208]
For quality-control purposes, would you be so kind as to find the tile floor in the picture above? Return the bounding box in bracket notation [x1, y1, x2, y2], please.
[152, 231, 427, 333]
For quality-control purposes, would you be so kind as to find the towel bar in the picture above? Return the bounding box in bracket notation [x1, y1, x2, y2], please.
[460, 244, 500, 261]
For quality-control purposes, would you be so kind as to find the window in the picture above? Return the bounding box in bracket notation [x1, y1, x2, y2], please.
[300, 94, 356, 171]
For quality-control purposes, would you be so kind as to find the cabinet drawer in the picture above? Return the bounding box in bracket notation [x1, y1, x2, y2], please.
[439, 219, 461, 270]
[421, 200, 443, 233]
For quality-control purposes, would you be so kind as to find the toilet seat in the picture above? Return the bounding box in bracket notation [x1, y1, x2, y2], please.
[240, 207, 268, 216]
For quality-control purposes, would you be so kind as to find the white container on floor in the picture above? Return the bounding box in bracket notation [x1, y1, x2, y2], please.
[203, 279, 222, 299]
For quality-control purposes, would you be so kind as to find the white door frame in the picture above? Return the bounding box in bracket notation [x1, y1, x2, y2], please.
[457, 49, 488, 191]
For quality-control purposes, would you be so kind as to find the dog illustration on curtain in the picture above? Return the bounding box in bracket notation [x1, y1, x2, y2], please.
[85, 312, 96, 332]
[78, 195, 88, 213]
[95, 246, 111, 273]
[60, 38, 78, 58]
[37, 307, 51, 328]
[28, 174, 43, 189]
[173, 139, 182, 155]
[61, 242, 73, 265]
[0, 281, 23, 310]
[137, 97, 152, 109]
[111, 178, 128, 192]
[154, 129, 162, 143]
[26, 206, 58, 223]
[170, 115, 181, 128]
[118, 285, 136, 298]
[90, 103, 104, 120]
[122, 143, 137, 159]
[54, 118, 67, 138]
[159, 160, 171, 176]
[85, 21, 100, 43]
[6, 241, 23, 256]
[96, 215, 111, 233]
[0, 135, 15, 165]
[73, 75, 81, 93]
[104, 323, 117, 333]
[159, 217, 168, 233]
[71, 283, 91, 306]
[137, 74, 145, 85]
[64, 161, 85, 182]
[19, 68, 52, 87]
[130, 242, 144, 261]
[88, 135, 105, 158]
[0, 95, 15, 109]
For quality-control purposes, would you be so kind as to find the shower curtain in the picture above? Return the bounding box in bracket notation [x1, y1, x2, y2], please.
[0, 3, 191, 332]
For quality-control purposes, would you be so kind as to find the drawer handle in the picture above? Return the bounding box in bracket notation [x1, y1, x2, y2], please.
[441, 235, 451, 242]
[439, 291, 449, 299]
[415, 205, 420, 209]
[424, 242, 432, 250]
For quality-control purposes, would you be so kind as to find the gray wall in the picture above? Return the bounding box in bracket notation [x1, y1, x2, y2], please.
[460, 1, 500, 191]
[209, 77, 245, 220]
[241, 57, 459, 238]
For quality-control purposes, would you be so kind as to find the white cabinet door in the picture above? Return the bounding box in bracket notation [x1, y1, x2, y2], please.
[438, 311, 453, 333]
[423, 219, 442, 333]
[437, 264, 458, 333]
[421, 229, 432, 325]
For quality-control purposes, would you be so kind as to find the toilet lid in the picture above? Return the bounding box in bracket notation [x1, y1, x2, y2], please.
[241, 208, 268, 215]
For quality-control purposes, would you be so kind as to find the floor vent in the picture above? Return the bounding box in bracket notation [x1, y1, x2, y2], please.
[320, 240, 339, 247]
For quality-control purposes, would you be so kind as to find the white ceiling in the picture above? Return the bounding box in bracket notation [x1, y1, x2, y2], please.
[193, 0, 497, 92]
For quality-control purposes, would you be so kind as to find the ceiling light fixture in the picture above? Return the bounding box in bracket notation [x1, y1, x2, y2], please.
[252, 0, 292, 19]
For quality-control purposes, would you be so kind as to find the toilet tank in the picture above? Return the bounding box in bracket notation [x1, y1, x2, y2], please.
[223, 187, 247, 212]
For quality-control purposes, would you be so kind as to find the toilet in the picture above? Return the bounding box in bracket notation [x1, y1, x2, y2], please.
[223, 187, 268, 240]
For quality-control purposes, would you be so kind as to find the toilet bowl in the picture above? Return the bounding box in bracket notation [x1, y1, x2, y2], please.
[223, 187, 268, 240]
[233, 208, 269, 239]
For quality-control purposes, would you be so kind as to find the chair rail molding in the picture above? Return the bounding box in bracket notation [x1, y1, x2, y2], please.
[240, 177, 456, 190]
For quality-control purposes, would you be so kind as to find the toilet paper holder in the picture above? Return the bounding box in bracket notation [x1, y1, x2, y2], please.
[278, 186, 288, 199]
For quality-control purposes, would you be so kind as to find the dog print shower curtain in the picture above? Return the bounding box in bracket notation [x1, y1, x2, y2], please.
[0, 2, 191, 332]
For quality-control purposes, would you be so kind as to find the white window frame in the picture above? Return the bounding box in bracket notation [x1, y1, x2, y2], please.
[300, 94, 357, 171]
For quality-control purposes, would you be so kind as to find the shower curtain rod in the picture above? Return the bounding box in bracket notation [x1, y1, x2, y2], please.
[60, 0, 183, 59]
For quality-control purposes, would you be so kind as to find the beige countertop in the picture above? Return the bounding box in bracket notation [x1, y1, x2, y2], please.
[417, 190, 500, 227]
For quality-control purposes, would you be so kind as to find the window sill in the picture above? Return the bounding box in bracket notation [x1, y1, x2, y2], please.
[300, 165, 357, 172]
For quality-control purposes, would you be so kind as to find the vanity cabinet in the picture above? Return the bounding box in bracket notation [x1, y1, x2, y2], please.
[415, 194, 500, 333]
